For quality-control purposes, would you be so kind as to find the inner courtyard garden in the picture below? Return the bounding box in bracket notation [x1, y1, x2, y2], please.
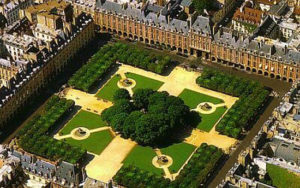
[15, 42, 270, 187]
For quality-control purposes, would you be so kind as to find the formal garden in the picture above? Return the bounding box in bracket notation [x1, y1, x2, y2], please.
[178, 89, 227, 132]
[196, 68, 270, 138]
[114, 143, 223, 187]
[68, 42, 171, 92]
[96, 72, 164, 102]
[16, 96, 86, 164]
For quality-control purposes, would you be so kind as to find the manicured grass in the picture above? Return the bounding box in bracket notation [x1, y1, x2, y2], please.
[123, 145, 163, 175]
[64, 130, 113, 155]
[96, 74, 121, 102]
[160, 143, 196, 173]
[125, 72, 163, 92]
[267, 164, 300, 188]
[60, 110, 106, 135]
[197, 107, 227, 132]
[179, 89, 224, 109]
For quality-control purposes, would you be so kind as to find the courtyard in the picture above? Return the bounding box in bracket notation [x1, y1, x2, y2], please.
[54, 64, 238, 183]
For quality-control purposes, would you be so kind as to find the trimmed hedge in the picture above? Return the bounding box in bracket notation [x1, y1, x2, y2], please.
[17, 96, 86, 164]
[113, 143, 223, 188]
[196, 68, 270, 138]
[68, 42, 171, 92]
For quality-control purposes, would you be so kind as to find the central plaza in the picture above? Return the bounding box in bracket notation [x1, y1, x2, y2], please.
[53, 64, 238, 183]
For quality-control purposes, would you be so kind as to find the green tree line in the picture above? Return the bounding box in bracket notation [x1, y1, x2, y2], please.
[113, 143, 223, 187]
[17, 96, 86, 164]
[68, 42, 171, 92]
[196, 68, 270, 138]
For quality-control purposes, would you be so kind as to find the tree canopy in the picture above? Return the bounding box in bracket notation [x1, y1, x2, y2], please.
[101, 89, 191, 146]
[113, 143, 223, 187]
[68, 43, 171, 92]
[196, 68, 270, 138]
[192, 0, 214, 14]
[17, 95, 86, 164]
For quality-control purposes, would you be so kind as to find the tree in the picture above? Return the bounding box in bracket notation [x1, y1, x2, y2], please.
[132, 88, 154, 109]
[113, 89, 131, 101]
[102, 89, 192, 146]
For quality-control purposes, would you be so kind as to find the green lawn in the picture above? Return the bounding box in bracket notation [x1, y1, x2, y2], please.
[96, 74, 121, 102]
[60, 110, 106, 135]
[160, 143, 196, 173]
[267, 164, 300, 188]
[125, 72, 164, 92]
[64, 130, 113, 154]
[179, 89, 224, 109]
[122, 145, 163, 175]
[197, 107, 227, 132]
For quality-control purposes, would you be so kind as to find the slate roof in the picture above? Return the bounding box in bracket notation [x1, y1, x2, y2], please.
[96, 0, 203, 35]
[180, 0, 192, 7]
[12, 150, 80, 187]
[0, 13, 93, 108]
[213, 30, 300, 65]
[268, 138, 300, 166]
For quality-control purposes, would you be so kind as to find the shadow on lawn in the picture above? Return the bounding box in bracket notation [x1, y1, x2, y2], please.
[154, 112, 201, 148]
[49, 105, 82, 136]
[88, 64, 121, 95]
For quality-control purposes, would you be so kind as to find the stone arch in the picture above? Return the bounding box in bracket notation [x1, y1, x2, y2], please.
[288, 78, 293, 83]
[246, 67, 251, 71]
[258, 70, 263, 74]
[276, 75, 281, 80]
[270, 73, 275, 78]
[211, 56, 216, 62]
[252, 68, 257, 73]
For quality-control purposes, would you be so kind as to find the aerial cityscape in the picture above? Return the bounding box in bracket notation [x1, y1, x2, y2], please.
[0, 0, 299, 187]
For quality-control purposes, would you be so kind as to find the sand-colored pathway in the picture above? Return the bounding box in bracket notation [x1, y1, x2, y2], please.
[115, 64, 238, 108]
[185, 129, 237, 153]
[62, 88, 113, 115]
[85, 136, 136, 183]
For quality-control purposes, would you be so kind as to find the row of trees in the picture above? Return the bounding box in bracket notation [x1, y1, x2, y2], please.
[113, 143, 223, 187]
[175, 143, 223, 187]
[101, 89, 192, 146]
[68, 42, 172, 92]
[196, 68, 270, 138]
[17, 96, 86, 164]
[68, 44, 115, 92]
[114, 165, 171, 188]
[112, 42, 171, 74]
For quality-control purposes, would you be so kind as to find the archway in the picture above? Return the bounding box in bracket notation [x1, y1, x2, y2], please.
[246, 67, 251, 71]
[258, 70, 263, 74]
[288, 78, 293, 83]
[252, 68, 257, 73]
[264, 72, 269, 77]
[276, 75, 281, 80]
[270, 73, 275, 78]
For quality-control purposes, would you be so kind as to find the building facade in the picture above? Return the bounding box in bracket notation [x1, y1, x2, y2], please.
[0, 1, 95, 129]
[70, 0, 299, 82]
